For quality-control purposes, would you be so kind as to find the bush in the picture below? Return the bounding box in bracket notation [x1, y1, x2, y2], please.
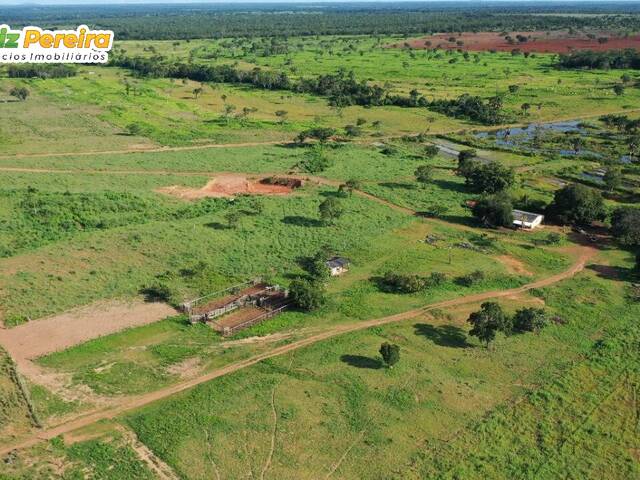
[289, 279, 325, 311]
[513, 307, 548, 332]
[472, 194, 514, 227]
[457, 270, 485, 287]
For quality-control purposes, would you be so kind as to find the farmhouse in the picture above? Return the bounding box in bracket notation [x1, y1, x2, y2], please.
[512, 209, 544, 230]
[326, 256, 350, 276]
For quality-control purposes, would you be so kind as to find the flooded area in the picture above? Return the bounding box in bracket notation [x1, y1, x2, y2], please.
[474, 120, 635, 164]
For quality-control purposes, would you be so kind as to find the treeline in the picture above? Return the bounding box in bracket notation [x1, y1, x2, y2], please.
[111, 55, 426, 109]
[557, 49, 640, 70]
[430, 94, 507, 125]
[4, 3, 640, 40]
[5, 64, 77, 79]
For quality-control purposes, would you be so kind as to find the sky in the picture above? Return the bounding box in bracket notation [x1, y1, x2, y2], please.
[0, 0, 634, 5]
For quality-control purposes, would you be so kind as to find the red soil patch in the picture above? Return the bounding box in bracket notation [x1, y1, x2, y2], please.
[157, 173, 298, 200]
[390, 31, 640, 53]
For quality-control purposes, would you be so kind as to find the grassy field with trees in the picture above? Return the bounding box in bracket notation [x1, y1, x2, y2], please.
[0, 2, 639, 479]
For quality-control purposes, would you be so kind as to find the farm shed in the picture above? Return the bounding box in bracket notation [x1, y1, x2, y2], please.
[326, 257, 350, 276]
[513, 210, 544, 230]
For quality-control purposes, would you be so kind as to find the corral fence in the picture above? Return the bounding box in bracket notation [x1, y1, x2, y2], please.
[216, 303, 291, 337]
[181, 278, 263, 323]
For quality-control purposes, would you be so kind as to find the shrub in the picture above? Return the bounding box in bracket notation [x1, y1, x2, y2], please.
[289, 279, 325, 311]
[513, 307, 548, 332]
[457, 270, 485, 287]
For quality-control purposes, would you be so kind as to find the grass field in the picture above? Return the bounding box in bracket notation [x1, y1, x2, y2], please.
[120, 258, 639, 479]
[0, 20, 639, 480]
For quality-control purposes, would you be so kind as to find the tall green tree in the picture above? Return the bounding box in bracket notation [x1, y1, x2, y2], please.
[472, 194, 514, 227]
[414, 165, 434, 188]
[467, 302, 510, 347]
[545, 184, 606, 225]
[379, 342, 400, 368]
[319, 197, 343, 225]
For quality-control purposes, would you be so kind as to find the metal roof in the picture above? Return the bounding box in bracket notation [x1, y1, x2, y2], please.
[513, 209, 543, 223]
[326, 257, 350, 269]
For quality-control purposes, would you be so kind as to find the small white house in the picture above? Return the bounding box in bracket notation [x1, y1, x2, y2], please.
[513, 210, 544, 230]
[326, 257, 350, 276]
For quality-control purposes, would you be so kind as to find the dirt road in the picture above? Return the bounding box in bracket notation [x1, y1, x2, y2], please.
[0, 140, 285, 161]
[0, 244, 596, 457]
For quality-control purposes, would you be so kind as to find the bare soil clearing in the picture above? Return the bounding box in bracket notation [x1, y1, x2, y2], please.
[157, 173, 296, 199]
[0, 244, 596, 457]
[392, 31, 640, 53]
[0, 300, 177, 363]
[497, 255, 534, 276]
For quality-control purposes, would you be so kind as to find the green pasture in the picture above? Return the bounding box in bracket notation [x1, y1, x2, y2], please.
[119, 257, 639, 479]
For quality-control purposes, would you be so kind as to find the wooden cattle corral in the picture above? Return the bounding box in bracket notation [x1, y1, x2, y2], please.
[183, 280, 291, 336]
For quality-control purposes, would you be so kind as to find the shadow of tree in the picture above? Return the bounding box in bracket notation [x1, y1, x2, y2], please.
[413, 323, 469, 348]
[282, 216, 323, 227]
[587, 264, 633, 282]
[431, 178, 468, 193]
[340, 354, 383, 369]
[379, 182, 416, 190]
[205, 221, 229, 230]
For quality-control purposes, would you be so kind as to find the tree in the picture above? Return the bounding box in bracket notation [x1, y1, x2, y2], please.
[423, 144, 439, 158]
[414, 165, 434, 188]
[9, 86, 29, 101]
[275, 110, 288, 123]
[126, 123, 143, 136]
[611, 207, 640, 246]
[467, 302, 510, 347]
[306, 249, 331, 282]
[458, 149, 477, 163]
[297, 127, 336, 144]
[472, 194, 514, 227]
[224, 211, 241, 229]
[339, 178, 362, 196]
[545, 184, 606, 226]
[289, 279, 325, 311]
[513, 307, 547, 333]
[613, 84, 625, 96]
[319, 197, 343, 225]
[379, 342, 400, 367]
[192, 87, 203, 99]
[344, 124, 362, 137]
[508, 84, 520, 94]
[298, 145, 331, 173]
[520, 103, 531, 116]
[466, 162, 515, 194]
[603, 166, 622, 192]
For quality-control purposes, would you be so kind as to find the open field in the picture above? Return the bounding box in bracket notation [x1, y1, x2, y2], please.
[0, 3, 639, 478]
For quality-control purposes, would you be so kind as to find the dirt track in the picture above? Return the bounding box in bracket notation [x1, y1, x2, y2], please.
[0, 140, 284, 161]
[0, 244, 596, 457]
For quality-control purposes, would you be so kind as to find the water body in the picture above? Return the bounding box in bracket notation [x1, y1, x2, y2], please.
[475, 120, 634, 164]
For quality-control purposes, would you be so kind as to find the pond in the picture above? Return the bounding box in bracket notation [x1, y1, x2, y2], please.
[475, 120, 634, 164]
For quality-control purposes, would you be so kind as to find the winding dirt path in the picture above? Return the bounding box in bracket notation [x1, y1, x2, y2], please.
[0, 244, 596, 457]
[0, 141, 284, 161]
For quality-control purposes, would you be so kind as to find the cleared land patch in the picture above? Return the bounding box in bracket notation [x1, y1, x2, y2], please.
[392, 30, 640, 53]
[0, 300, 176, 364]
[157, 173, 299, 199]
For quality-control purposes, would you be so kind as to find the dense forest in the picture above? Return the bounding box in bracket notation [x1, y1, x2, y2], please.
[2, 2, 640, 39]
[557, 49, 640, 69]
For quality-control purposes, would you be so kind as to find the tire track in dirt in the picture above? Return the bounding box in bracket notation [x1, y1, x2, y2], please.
[0, 245, 596, 457]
